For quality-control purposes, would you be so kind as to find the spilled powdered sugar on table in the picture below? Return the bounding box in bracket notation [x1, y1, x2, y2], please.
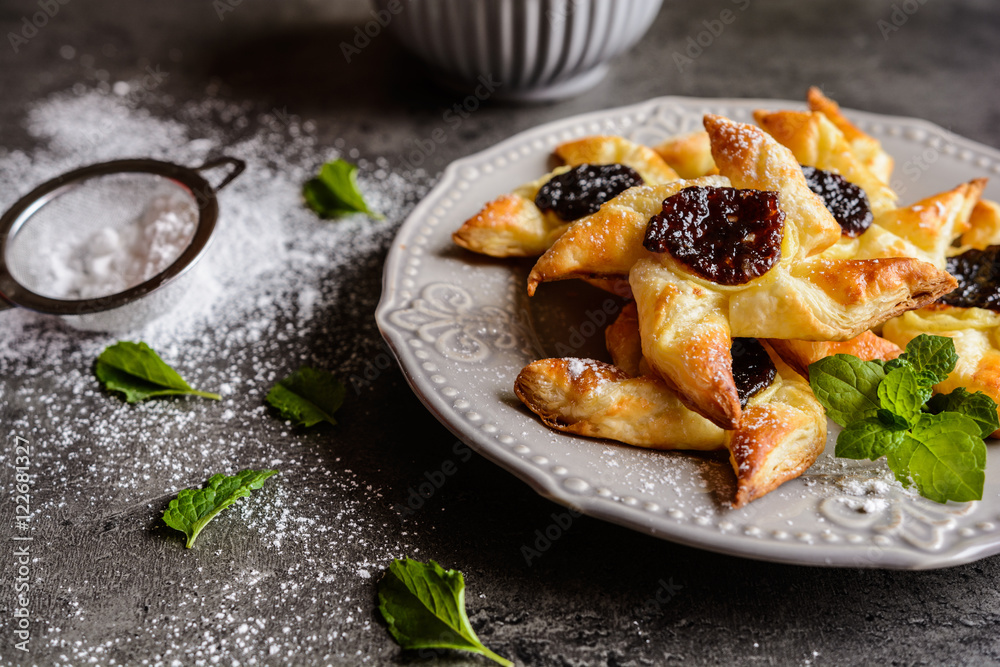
[0, 84, 433, 665]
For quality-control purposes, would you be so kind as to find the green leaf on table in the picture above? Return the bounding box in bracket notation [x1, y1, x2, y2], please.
[377, 558, 513, 667]
[303, 159, 382, 219]
[886, 413, 986, 503]
[877, 364, 931, 425]
[808, 354, 885, 427]
[836, 418, 904, 460]
[897, 334, 958, 385]
[96, 341, 221, 403]
[265, 366, 346, 427]
[162, 469, 278, 548]
[926, 387, 1000, 439]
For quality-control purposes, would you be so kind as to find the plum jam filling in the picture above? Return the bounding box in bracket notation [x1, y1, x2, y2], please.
[732, 338, 777, 408]
[801, 165, 873, 237]
[642, 185, 784, 285]
[941, 245, 1000, 311]
[534, 163, 644, 221]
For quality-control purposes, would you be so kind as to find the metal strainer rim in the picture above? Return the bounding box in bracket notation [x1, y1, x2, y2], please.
[0, 156, 244, 315]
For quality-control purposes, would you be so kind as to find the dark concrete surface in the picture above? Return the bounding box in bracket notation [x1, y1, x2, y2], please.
[2, 0, 1000, 665]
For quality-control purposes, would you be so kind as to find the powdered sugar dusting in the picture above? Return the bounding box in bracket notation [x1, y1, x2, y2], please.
[0, 83, 433, 664]
[834, 475, 893, 514]
[566, 357, 587, 378]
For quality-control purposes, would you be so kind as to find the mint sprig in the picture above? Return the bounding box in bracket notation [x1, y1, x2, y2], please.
[808, 353, 884, 426]
[303, 159, 382, 220]
[265, 366, 346, 427]
[809, 334, 996, 503]
[377, 558, 513, 666]
[927, 387, 1000, 439]
[163, 469, 278, 548]
[877, 364, 930, 424]
[96, 341, 221, 403]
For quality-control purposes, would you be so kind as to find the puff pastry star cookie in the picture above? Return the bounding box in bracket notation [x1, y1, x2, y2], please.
[754, 108, 898, 217]
[884, 306, 1000, 438]
[883, 245, 1000, 437]
[806, 87, 895, 184]
[654, 131, 718, 179]
[514, 304, 827, 506]
[515, 357, 726, 452]
[794, 173, 995, 430]
[528, 115, 955, 428]
[452, 135, 679, 257]
[958, 198, 1000, 251]
[849, 179, 984, 268]
[776, 179, 984, 374]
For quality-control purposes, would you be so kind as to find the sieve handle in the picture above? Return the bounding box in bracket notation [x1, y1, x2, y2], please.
[195, 156, 246, 192]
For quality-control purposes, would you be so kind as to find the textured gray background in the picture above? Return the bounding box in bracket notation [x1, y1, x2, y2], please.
[2, 0, 1000, 665]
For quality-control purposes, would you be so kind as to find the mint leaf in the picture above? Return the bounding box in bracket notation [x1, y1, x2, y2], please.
[163, 469, 278, 548]
[377, 559, 513, 667]
[808, 355, 885, 427]
[266, 366, 346, 427]
[877, 365, 931, 424]
[836, 418, 904, 460]
[303, 159, 381, 219]
[876, 409, 911, 431]
[927, 388, 1000, 439]
[898, 334, 958, 385]
[818, 336, 991, 504]
[882, 357, 911, 373]
[96, 342, 221, 403]
[915, 370, 941, 388]
[886, 413, 985, 503]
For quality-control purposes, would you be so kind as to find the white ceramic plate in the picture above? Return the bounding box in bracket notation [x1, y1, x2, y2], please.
[376, 96, 1000, 569]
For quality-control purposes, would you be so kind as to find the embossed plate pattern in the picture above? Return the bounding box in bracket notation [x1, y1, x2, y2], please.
[376, 96, 1000, 569]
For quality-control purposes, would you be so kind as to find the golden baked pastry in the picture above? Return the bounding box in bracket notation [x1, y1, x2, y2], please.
[778, 180, 983, 375]
[959, 199, 1000, 250]
[526, 174, 729, 281]
[653, 131, 718, 178]
[706, 115, 843, 261]
[726, 341, 828, 508]
[442, 89, 1000, 510]
[514, 358, 726, 451]
[883, 306, 1000, 438]
[754, 109, 898, 216]
[815, 181, 982, 269]
[604, 301, 645, 377]
[514, 319, 827, 506]
[866, 179, 984, 267]
[552, 135, 680, 183]
[806, 87, 894, 184]
[767, 332, 902, 378]
[528, 115, 955, 428]
[606, 304, 829, 505]
[451, 135, 679, 257]
[451, 169, 571, 258]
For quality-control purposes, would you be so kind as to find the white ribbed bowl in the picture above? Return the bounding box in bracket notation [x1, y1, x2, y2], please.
[371, 0, 664, 101]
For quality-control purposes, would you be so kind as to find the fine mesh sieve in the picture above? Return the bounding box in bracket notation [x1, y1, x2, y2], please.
[0, 156, 244, 331]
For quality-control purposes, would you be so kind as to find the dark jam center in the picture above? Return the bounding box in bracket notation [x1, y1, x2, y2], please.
[732, 338, 776, 408]
[642, 186, 784, 286]
[941, 245, 1000, 311]
[534, 163, 644, 221]
[801, 165, 873, 238]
